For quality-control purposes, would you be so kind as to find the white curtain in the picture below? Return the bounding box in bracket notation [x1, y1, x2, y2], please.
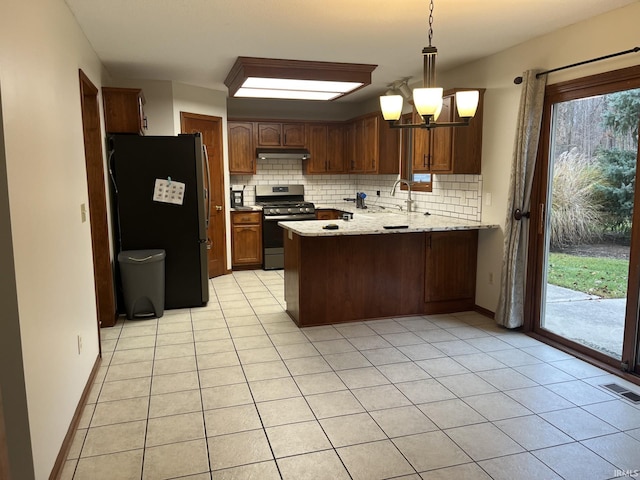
[495, 70, 547, 328]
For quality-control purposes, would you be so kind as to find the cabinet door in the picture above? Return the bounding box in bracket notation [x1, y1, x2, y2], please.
[232, 225, 262, 266]
[430, 95, 454, 173]
[102, 87, 145, 134]
[305, 125, 328, 174]
[344, 122, 357, 172]
[315, 209, 340, 220]
[326, 125, 345, 173]
[412, 111, 431, 173]
[282, 123, 306, 146]
[257, 123, 282, 146]
[361, 115, 379, 173]
[425, 230, 478, 303]
[228, 122, 255, 174]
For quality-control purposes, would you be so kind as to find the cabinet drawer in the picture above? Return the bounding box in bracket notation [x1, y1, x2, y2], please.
[232, 211, 261, 225]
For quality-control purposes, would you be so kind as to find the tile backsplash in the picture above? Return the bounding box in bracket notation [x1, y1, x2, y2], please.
[230, 158, 482, 221]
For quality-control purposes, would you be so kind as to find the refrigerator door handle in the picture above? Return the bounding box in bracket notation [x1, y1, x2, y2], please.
[203, 145, 212, 230]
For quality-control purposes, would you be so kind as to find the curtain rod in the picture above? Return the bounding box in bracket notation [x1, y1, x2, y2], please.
[513, 46, 640, 84]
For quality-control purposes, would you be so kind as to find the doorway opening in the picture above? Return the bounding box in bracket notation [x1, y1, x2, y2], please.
[79, 70, 116, 330]
[180, 112, 228, 278]
[528, 65, 640, 374]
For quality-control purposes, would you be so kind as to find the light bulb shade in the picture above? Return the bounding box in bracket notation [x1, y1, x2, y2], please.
[455, 90, 479, 118]
[380, 95, 404, 121]
[413, 88, 443, 117]
[433, 101, 443, 121]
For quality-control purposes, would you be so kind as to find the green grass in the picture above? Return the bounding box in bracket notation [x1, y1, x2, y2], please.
[547, 253, 628, 299]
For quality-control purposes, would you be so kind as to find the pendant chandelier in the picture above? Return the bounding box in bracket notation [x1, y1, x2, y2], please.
[379, 0, 479, 129]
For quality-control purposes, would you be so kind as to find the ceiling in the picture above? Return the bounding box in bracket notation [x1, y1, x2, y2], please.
[64, 0, 637, 103]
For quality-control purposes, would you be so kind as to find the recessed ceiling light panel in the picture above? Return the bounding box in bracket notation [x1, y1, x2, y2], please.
[225, 57, 376, 101]
[235, 88, 341, 101]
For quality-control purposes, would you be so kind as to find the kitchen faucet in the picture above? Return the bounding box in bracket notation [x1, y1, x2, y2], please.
[391, 178, 414, 212]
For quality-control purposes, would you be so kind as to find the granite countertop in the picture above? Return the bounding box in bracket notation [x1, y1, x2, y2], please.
[279, 211, 498, 237]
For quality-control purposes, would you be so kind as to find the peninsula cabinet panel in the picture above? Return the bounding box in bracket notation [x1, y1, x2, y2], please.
[424, 230, 478, 312]
[231, 211, 262, 267]
[284, 232, 425, 326]
[102, 87, 146, 134]
[228, 122, 255, 174]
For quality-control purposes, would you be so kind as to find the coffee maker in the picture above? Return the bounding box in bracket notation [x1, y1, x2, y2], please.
[230, 185, 244, 208]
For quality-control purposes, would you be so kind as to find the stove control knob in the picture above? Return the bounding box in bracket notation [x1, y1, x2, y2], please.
[275, 208, 280, 214]
[287, 208, 292, 213]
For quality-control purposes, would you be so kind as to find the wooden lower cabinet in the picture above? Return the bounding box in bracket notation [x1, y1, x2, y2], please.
[231, 211, 262, 268]
[315, 209, 343, 220]
[424, 230, 478, 313]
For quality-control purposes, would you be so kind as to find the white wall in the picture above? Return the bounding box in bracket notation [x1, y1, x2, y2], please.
[0, 0, 106, 477]
[438, 2, 640, 313]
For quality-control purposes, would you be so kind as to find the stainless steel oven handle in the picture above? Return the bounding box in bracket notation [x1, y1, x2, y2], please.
[264, 214, 317, 221]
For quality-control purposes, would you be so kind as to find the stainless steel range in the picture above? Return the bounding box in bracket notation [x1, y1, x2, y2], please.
[255, 185, 315, 270]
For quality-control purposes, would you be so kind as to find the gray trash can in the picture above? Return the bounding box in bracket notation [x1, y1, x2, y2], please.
[118, 249, 166, 320]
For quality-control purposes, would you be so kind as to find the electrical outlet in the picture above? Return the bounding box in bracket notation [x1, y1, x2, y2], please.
[80, 203, 87, 223]
[488, 272, 494, 285]
[485, 193, 492, 206]
[77, 335, 82, 355]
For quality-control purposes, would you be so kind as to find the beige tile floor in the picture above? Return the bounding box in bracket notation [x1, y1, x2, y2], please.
[61, 270, 640, 480]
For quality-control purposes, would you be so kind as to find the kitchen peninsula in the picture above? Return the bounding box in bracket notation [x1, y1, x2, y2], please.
[280, 212, 497, 327]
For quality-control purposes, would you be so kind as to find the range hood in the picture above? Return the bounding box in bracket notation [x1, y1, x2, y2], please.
[256, 148, 310, 160]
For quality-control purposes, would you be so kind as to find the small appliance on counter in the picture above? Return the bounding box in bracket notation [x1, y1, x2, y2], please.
[356, 192, 367, 209]
[230, 184, 245, 208]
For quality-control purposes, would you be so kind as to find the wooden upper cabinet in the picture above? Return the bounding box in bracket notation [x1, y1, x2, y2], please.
[412, 88, 485, 174]
[257, 122, 305, 147]
[305, 124, 345, 174]
[305, 124, 328, 174]
[282, 123, 306, 146]
[360, 115, 379, 173]
[326, 124, 345, 173]
[102, 87, 146, 134]
[348, 113, 399, 174]
[228, 122, 255, 174]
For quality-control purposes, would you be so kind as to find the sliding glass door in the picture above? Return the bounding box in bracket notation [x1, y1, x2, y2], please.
[528, 66, 640, 374]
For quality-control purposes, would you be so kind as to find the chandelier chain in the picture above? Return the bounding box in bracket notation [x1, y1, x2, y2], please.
[428, 0, 434, 47]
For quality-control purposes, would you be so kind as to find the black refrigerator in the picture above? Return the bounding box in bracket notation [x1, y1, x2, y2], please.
[108, 134, 209, 310]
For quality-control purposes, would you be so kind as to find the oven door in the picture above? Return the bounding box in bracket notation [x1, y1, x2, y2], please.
[262, 214, 315, 270]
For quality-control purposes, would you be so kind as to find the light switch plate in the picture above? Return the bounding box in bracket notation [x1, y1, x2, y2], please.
[80, 203, 87, 223]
